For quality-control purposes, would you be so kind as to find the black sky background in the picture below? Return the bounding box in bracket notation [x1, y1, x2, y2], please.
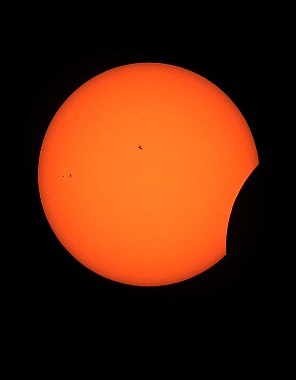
[3, 2, 294, 370]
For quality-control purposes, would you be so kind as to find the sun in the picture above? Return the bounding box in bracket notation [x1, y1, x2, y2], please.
[38, 62, 259, 286]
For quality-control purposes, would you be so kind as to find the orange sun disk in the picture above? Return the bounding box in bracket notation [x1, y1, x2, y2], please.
[38, 62, 259, 286]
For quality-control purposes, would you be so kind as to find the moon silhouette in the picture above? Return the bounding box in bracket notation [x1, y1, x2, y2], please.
[38, 62, 259, 286]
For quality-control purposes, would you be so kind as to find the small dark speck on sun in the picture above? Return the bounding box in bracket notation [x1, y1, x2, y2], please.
[138, 145, 143, 150]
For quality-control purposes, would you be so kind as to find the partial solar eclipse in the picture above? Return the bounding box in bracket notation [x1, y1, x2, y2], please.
[38, 62, 259, 286]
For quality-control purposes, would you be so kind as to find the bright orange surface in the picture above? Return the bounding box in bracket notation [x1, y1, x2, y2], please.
[38, 62, 259, 286]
